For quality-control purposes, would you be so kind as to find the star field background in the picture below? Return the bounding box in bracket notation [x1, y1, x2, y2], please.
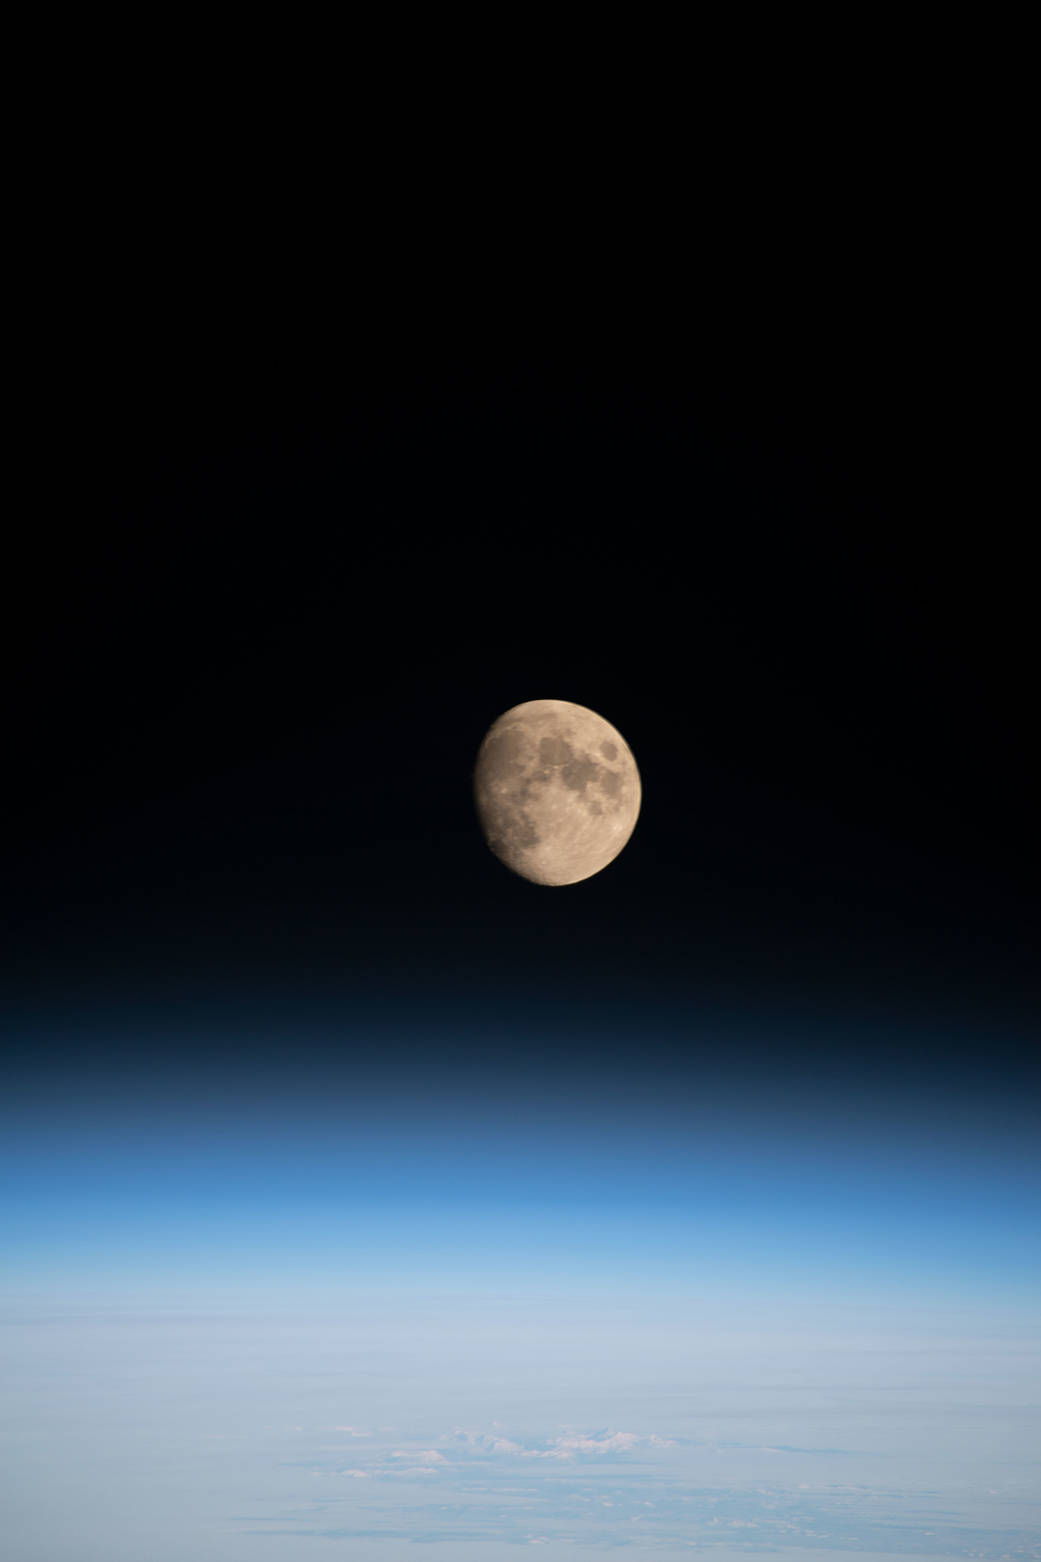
[2, 284, 1039, 1556]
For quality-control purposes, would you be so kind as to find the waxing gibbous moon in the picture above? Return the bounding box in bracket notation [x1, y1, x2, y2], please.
[473, 699, 641, 886]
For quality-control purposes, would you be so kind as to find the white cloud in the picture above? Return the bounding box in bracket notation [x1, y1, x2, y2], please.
[449, 1430, 526, 1455]
[391, 1448, 446, 1466]
[446, 1427, 673, 1461]
[534, 1430, 673, 1459]
[550, 1432, 641, 1455]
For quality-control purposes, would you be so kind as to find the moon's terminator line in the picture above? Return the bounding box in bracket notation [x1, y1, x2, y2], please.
[473, 699, 641, 885]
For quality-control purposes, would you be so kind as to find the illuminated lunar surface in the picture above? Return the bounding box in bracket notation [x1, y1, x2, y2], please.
[473, 699, 641, 886]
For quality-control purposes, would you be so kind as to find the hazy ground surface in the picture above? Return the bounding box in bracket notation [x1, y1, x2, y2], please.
[3, 1290, 1038, 1561]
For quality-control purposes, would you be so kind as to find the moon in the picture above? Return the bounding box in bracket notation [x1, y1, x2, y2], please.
[473, 699, 641, 886]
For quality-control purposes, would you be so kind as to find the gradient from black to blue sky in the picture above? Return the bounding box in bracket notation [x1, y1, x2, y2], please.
[2, 305, 1038, 1555]
[5, 346, 1039, 1270]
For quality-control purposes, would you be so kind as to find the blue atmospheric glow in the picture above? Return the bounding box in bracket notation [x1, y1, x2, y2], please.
[2, 1016, 1039, 1560]
[3, 1020, 1039, 1304]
